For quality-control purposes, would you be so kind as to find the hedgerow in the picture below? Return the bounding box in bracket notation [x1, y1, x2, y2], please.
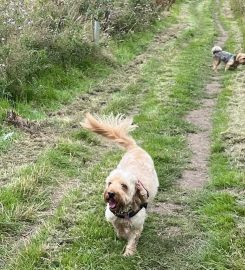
[0, 0, 174, 102]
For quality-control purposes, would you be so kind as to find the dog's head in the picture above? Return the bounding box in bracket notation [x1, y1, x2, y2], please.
[212, 46, 222, 54]
[104, 170, 137, 213]
[236, 53, 245, 64]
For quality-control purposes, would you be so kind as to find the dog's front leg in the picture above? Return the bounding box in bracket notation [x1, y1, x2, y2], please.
[212, 57, 220, 72]
[225, 58, 236, 71]
[225, 61, 232, 71]
[113, 223, 129, 240]
[123, 227, 143, 256]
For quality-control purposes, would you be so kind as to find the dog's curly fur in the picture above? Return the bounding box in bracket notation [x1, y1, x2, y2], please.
[81, 113, 159, 256]
[212, 45, 245, 72]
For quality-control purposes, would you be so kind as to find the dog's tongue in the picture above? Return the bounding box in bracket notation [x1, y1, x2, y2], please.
[109, 198, 116, 209]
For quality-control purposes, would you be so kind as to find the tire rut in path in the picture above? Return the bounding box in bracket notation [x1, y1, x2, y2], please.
[180, 0, 228, 190]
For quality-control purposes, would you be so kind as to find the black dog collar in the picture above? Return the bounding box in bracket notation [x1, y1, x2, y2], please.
[109, 180, 149, 219]
[110, 202, 148, 219]
[110, 183, 149, 219]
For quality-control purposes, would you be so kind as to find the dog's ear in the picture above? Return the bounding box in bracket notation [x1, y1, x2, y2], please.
[132, 194, 143, 212]
[131, 182, 143, 210]
[135, 180, 148, 202]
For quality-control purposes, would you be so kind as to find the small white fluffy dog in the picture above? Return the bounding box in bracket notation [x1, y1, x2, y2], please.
[81, 113, 159, 256]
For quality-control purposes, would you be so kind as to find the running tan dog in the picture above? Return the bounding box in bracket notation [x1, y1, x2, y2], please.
[81, 113, 159, 256]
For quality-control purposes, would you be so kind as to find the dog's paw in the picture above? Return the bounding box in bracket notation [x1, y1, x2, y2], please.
[123, 248, 135, 256]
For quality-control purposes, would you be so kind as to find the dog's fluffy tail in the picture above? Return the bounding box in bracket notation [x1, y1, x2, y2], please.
[81, 113, 137, 150]
[212, 46, 222, 54]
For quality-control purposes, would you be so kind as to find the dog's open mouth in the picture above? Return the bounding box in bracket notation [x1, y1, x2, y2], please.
[109, 198, 117, 209]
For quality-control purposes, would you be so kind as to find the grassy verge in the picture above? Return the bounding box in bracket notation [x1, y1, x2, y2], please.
[192, 0, 245, 269]
[0, 2, 181, 157]
[230, 0, 245, 49]
[2, 0, 218, 269]
[1, 4, 185, 264]
[0, 3, 181, 122]
[194, 83, 245, 269]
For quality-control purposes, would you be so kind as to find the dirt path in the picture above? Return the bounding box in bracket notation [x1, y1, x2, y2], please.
[180, 0, 228, 190]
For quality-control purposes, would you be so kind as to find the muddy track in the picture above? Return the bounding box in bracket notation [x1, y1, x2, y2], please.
[0, 19, 190, 186]
[180, 0, 228, 190]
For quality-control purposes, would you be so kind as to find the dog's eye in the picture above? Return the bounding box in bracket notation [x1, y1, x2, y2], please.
[108, 182, 111, 186]
[121, 184, 128, 189]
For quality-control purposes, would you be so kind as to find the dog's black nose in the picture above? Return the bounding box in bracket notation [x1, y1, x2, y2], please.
[108, 192, 115, 198]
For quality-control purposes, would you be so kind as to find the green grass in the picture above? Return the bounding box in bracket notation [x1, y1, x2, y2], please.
[0, 140, 92, 238]
[1, 0, 220, 269]
[0, 1, 181, 124]
[194, 77, 245, 269]
[111, 3, 181, 65]
[2, 0, 244, 269]
[191, 1, 245, 269]
[230, 0, 245, 49]
[0, 1, 182, 157]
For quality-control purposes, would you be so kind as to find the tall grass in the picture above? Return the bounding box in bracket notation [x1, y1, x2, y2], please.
[230, 0, 245, 48]
[0, 0, 172, 104]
